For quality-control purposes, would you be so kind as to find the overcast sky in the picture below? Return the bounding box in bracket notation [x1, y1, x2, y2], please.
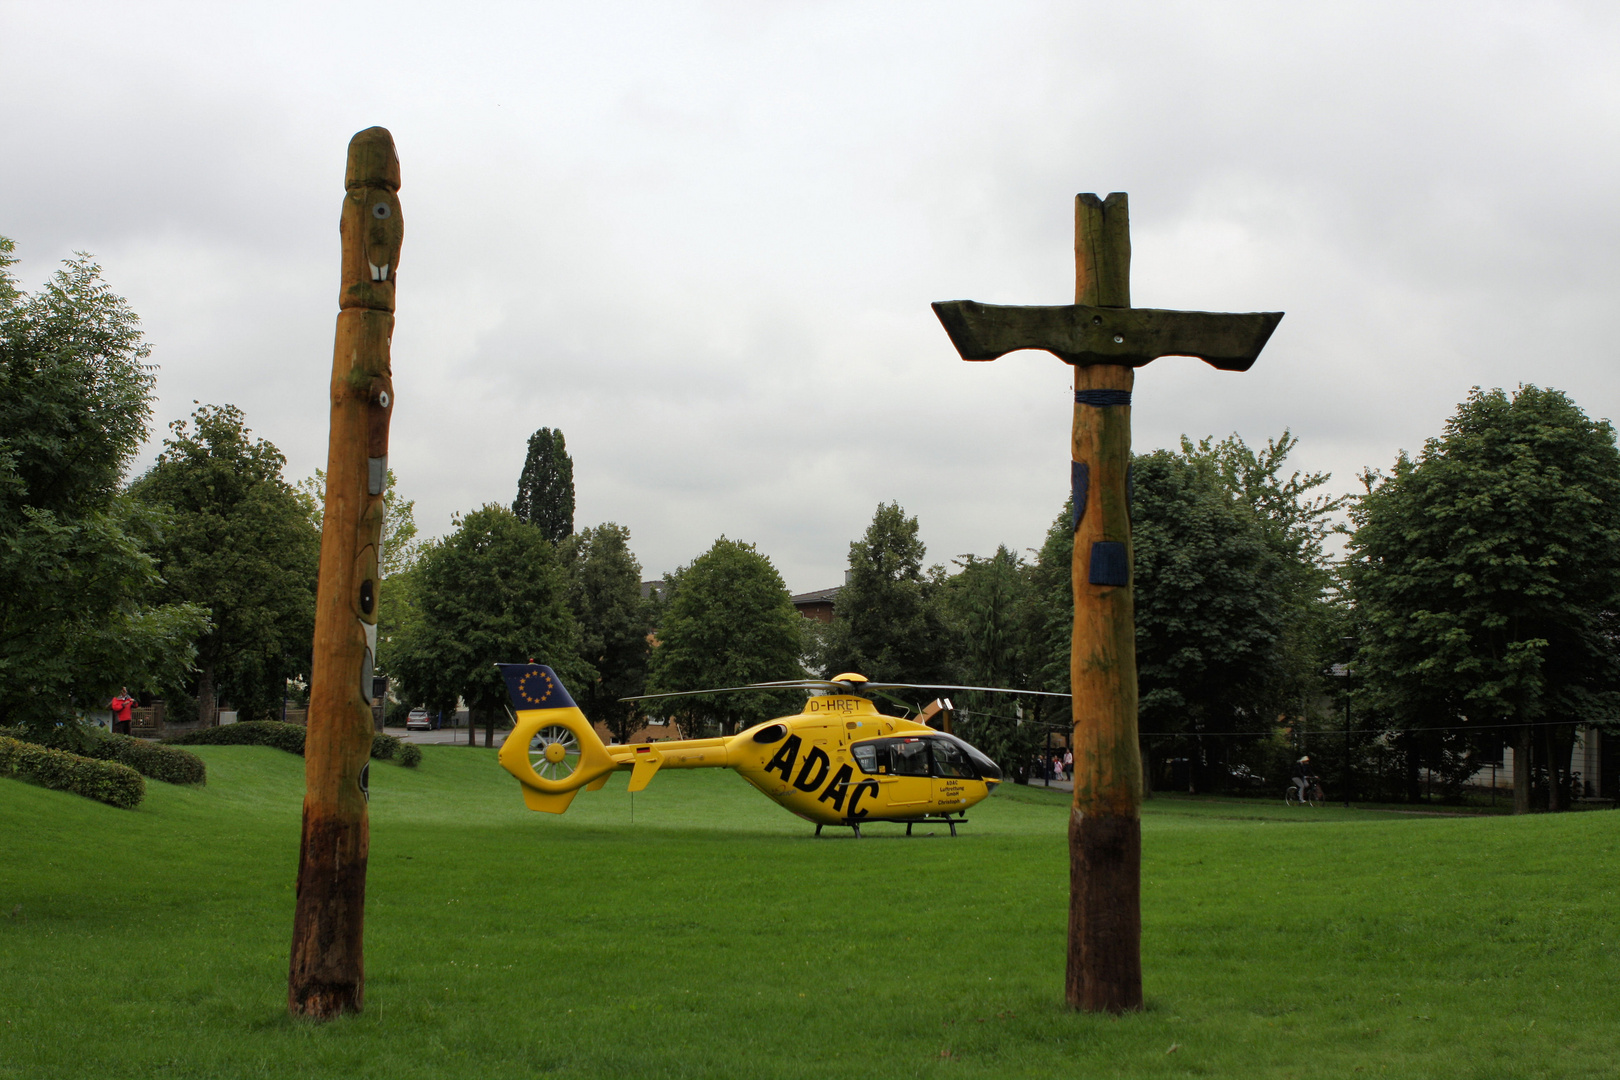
[4, 1, 1617, 592]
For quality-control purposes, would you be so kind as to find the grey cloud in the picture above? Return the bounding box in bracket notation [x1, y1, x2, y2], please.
[3, 0, 1615, 592]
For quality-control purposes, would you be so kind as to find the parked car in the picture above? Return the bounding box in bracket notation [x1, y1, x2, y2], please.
[405, 709, 432, 731]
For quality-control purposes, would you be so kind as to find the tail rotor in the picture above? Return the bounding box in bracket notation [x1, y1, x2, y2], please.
[530, 724, 582, 782]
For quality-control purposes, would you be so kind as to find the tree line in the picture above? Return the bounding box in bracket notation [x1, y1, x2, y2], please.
[5, 240, 1616, 812]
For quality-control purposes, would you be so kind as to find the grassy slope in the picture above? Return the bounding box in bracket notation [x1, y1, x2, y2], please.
[1, 747, 1616, 1079]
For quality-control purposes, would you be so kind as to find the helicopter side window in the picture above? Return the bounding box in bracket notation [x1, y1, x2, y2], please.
[929, 737, 975, 779]
[892, 738, 931, 777]
[852, 743, 879, 774]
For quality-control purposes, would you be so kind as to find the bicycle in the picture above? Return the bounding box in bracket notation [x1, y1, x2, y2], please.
[1285, 775, 1324, 807]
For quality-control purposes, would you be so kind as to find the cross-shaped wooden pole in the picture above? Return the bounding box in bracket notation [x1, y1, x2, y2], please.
[933, 193, 1281, 1013]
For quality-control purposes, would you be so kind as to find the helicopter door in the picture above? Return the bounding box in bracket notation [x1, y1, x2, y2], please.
[927, 736, 976, 808]
[884, 737, 933, 807]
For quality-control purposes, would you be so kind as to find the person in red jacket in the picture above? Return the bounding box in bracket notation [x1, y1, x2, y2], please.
[109, 688, 135, 735]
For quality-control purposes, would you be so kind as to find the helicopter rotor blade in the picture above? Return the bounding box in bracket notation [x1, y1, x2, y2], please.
[620, 678, 1071, 705]
[619, 680, 843, 704]
[861, 681, 1073, 699]
[868, 687, 918, 712]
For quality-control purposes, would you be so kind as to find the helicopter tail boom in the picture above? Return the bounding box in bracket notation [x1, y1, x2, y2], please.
[499, 708, 738, 811]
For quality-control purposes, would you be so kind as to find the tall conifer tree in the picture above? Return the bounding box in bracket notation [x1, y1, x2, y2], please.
[514, 427, 574, 543]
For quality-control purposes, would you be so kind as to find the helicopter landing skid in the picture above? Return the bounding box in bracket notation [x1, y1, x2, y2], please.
[815, 815, 968, 838]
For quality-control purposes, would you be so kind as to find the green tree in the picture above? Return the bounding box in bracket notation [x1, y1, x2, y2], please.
[939, 544, 1047, 781]
[513, 427, 574, 543]
[1131, 447, 1287, 791]
[816, 502, 955, 685]
[0, 239, 207, 736]
[1026, 500, 1075, 709]
[1184, 431, 1347, 717]
[944, 546, 1029, 688]
[296, 467, 420, 579]
[1021, 434, 1339, 793]
[389, 504, 585, 745]
[563, 523, 654, 743]
[297, 468, 421, 681]
[131, 404, 319, 723]
[1347, 386, 1620, 813]
[646, 537, 803, 735]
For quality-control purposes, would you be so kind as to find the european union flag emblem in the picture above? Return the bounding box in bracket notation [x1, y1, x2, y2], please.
[497, 663, 576, 711]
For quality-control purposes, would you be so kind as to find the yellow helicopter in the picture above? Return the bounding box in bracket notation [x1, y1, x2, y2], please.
[495, 663, 1067, 836]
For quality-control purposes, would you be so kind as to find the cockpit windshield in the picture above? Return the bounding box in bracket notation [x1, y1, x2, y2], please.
[930, 737, 975, 778]
[848, 734, 1001, 782]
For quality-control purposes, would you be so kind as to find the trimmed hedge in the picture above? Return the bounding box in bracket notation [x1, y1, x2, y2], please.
[168, 721, 306, 754]
[0, 736, 145, 809]
[170, 722, 421, 766]
[79, 733, 206, 785]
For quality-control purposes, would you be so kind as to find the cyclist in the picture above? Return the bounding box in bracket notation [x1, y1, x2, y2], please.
[1291, 756, 1312, 802]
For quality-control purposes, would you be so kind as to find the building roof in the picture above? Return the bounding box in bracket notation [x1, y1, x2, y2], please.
[790, 586, 843, 606]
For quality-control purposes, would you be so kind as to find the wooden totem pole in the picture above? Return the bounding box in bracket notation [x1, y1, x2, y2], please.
[289, 127, 401, 1018]
[934, 193, 1281, 1012]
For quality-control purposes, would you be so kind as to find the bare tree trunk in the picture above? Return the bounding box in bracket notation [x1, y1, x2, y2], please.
[1544, 724, 1579, 812]
[1543, 725, 1558, 812]
[197, 664, 218, 726]
[467, 708, 475, 746]
[1560, 726, 1581, 801]
[484, 709, 494, 748]
[1513, 724, 1531, 814]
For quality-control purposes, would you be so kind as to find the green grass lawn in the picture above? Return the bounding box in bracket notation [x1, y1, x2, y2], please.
[2, 746, 1616, 1079]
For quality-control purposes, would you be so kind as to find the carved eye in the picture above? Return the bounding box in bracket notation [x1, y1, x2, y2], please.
[377, 390, 390, 409]
[372, 203, 391, 219]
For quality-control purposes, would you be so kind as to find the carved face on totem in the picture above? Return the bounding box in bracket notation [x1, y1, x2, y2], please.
[339, 127, 403, 312]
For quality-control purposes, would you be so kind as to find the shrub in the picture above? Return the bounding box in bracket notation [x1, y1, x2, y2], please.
[167, 722, 419, 767]
[398, 742, 422, 768]
[168, 721, 306, 755]
[371, 732, 400, 761]
[77, 732, 206, 785]
[0, 736, 145, 809]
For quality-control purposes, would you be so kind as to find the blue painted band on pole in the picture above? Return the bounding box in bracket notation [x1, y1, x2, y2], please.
[1074, 389, 1132, 407]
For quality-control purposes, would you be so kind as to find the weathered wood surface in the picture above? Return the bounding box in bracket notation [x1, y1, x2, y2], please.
[1074, 193, 1132, 308]
[289, 126, 401, 1020]
[930, 300, 1282, 370]
[1068, 359, 1143, 1012]
[1065, 193, 1143, 1014]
